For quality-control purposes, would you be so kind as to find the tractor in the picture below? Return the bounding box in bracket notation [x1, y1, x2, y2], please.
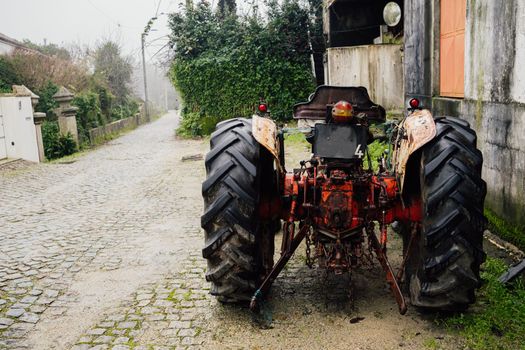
[201, 86, 486, 314]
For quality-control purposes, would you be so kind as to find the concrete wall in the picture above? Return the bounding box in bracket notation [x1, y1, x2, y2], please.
[0, 95, 40, 162]
[327, 45, 404, 111]
[404, 0, 525, 226]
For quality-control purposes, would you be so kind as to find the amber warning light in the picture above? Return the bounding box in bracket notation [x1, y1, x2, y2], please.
[332, 100, 353, 123]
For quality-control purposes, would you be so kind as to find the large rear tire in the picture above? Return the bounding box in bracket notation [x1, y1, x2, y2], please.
[201, 118, 276, 303]
[406, 116, 487, 310]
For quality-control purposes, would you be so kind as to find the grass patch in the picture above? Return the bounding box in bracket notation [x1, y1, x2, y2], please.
[441, 257, 525, 350]
[182, 290, 192, 301]
[363, 140, 388, 171]
[485, 208, 525, 251]
[284, 131, 309, 147]
[423, 338, 441, 350]
[167, 290, 180, 304]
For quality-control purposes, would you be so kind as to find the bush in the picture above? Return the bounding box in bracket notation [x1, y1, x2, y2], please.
[42, 121, 77, 160]
[177, 111, 220, 137]
[73, 92, 103, 144]
[109, 98, 140, 121]
[35, 81, 59, 117]
[0, 55, 21, 93]
[6, 50, 89, 93]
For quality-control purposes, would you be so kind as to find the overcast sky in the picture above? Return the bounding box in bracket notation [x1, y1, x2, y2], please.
[0, 1, 255, 64]
[0, 0, 184, 64]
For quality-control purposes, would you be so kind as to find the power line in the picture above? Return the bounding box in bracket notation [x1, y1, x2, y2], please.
[155, 0, 163, 16]
[86, 0, 142, 30]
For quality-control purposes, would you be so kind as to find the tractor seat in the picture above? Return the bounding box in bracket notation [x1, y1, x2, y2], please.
[293, 86, 386, 124]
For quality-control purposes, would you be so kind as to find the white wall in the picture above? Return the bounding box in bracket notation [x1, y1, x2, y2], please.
[0, 41, 14, 55]
[327, 44, 404, 112]
[0, 96, 40, 162]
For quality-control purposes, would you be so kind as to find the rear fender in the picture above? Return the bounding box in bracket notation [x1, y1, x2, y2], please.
[393, 109, 436, 193]
[252, 114, 284, 173]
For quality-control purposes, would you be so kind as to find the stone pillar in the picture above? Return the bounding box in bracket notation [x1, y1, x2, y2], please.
[53, 86, 79, 144]
[33, 112, 46, 162]
[28, 87, 47, 162]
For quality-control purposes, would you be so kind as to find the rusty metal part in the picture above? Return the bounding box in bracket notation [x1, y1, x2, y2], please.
[305, 226, 313, 268]
[366, 224, 407, 315]
[292, 86, 386, 122]
[396, 223, 419, 282]
[250, 223, 309, 311]
[393, 109, 436, 192]
[252, 114, 283, 173]
[252, 118, 427, 314]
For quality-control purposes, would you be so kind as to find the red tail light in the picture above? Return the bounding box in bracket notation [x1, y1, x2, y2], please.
[409, 98, 420, 109]
[258, 103, 268, 113]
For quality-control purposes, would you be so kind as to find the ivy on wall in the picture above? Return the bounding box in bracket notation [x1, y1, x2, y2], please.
[169, 0, 318, 136]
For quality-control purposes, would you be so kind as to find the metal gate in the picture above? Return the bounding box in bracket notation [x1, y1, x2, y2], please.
[0, 113, 7, 160]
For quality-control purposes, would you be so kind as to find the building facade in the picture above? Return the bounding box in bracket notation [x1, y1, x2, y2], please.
[0, 32, 37, 55]
[323, 0, 404, 112]
[404, 0, 525, 227]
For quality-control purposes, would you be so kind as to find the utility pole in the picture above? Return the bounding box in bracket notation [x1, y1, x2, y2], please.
[164, 79, 168, 111]
[141, 33, 150, 122]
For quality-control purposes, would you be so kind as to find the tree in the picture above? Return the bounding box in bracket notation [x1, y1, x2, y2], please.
[307, 0, 326, 85]
[217, 0, 236, 18]
[22, 40, 72, 60]
[93, 41, 133, 104]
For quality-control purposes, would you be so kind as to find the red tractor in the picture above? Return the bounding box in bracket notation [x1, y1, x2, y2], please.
[201, 86, 486, 313]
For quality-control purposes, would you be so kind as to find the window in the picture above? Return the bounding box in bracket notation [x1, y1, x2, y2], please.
[440, 0, 466, 98]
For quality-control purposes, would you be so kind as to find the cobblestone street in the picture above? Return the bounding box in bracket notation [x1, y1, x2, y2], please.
[1, 112, 462, 349]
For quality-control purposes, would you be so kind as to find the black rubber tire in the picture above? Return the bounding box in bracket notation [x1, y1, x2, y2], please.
[406, 116, 487, 310]
[201, 118, 275, 303]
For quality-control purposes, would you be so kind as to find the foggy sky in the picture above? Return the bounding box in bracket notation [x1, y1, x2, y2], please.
[0, 0, 177, 63]
[0, 0, 252, 106]
[0, 0, 254, 65]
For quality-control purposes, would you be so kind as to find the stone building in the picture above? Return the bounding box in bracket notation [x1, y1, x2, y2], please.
[404, 0, 525, 227]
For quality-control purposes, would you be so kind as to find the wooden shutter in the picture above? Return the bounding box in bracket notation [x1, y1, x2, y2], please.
[440, 0, 466, 98]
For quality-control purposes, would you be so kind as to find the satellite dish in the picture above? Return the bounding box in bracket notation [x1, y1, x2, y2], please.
[383, 2, 402, 27]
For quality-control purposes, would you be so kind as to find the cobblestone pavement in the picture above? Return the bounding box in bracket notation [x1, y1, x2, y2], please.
[1, 112, 463, 349]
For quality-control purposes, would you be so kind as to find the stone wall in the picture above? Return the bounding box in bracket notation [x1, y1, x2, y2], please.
[404, 0, 525, 226]
[88, 113, 147, 145]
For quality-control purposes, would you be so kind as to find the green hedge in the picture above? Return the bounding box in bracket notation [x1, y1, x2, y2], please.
[172, 55, 314, 136]
[169, 0, 316, 137]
